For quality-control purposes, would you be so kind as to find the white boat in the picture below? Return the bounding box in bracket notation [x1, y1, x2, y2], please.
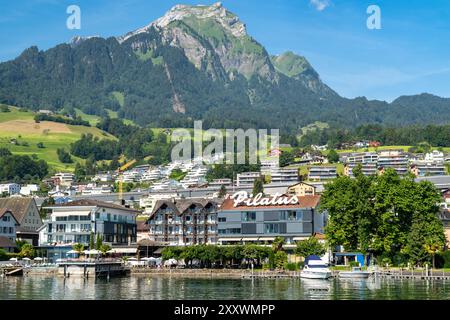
[338, 267, 372, 279]
[300, 255, 332, 280]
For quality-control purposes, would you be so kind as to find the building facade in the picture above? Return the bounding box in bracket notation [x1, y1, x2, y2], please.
[218, 194, 324, 245]
[146, 199, 220, 246]
[0, 209, 19, 244]
[0, 183, 20, 195]
[0, 198, 42, 246]
[287, 182, 317, 197]
[308, 166, 337, 181]
[39, 199, 138, 247]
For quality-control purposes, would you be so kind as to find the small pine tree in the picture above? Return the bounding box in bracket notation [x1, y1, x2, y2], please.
[96, 233, 103, 250]
[218, 184, 227, 198]
[89, 232, 95, 250]
[252, 178, 264, 196]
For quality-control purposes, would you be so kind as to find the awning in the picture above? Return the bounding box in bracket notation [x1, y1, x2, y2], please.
[108, 248, 137, 254]
[51, 211, 91, 217]
[293, 237, 309, 241]
[241, 237, 259, 241]
[219, 238, 242, 242]
[258, 237, 276, 241]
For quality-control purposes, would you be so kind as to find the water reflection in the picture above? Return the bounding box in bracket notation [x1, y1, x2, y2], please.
[1, 275, 449, 300]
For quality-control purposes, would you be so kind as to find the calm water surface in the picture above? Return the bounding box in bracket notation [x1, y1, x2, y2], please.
[0, 275, 449, 300]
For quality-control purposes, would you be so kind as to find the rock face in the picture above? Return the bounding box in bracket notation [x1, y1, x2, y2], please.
[119, 2, 279, 82]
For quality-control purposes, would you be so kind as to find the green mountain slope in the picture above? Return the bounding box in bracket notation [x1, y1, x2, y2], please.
[0, 2, 449, 133]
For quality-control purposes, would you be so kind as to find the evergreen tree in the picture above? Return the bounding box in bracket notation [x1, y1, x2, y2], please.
[89, 232, 95, 250]
[252, 178, 264, 196]
[218, 185, 227, 198]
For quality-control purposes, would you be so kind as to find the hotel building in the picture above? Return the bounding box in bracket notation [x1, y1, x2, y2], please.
[217, 194, 325, 245]
[146, 198, 220, 246]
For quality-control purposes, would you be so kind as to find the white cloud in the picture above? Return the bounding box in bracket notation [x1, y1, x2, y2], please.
[309, 0, 331, 11]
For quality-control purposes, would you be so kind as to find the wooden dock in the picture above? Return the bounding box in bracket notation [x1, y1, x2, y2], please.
[374, 270, 450, 281]
[58, 261, 129, 279]
[241, 269, 450, 281]
[1, 266, 24, 276]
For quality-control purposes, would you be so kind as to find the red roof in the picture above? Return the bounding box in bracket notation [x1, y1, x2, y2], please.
[220, 195, 321, 211]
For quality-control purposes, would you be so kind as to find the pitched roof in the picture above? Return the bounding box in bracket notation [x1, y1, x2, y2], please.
[148, 198, 222, 219]
[48, 199, 140, 213]
[137, 221, 150, 232]
[0, 208, 20, 224]
[0, 236, 16, 248]
[220, 195, 321, 211]
[0, 198, 35, 224]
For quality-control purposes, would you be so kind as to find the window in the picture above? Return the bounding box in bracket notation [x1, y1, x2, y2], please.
[218, 217, 226, 222]
[113, 215, 117, 221]
[107, 213, 111, 221]
[242, 212, 256, 222]
[264, 223, 279, 234]
[9, 227, 13, 233]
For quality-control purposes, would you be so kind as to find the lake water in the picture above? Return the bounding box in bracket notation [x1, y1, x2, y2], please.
[0, 275, 449, 300]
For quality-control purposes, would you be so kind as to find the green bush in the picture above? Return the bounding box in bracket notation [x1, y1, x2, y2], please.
[284, 262, 298, 271]
[0, 248, 8, 261]
[349, 261, 360, 267]
[440, 251, 450, 268]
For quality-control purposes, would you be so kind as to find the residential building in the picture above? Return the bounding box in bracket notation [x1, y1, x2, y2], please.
[0, 183, 20, 195]
[308, 166, 337, 181]
[0, 209, 19, 246]
[39, 199, 138, 247]
[19, 184, 40, 196]
[139, 193, 178, 216]
[81, 184, 113, 195]
[146, 199, 220, 246]
[92, 173, 113, 183]
[51, 172, 75, 187]
[344, 152, 378, 164]
[269, 168, 299, 184]
[410, 163, 447, 177]
[218, 194, 324, 245]
[344, 163, 379, 177]
[377, 150, 409, 175]
[0, 197, 42, 246]
[236, 172, 262, 186]
[208, 179, 233, 188]
[287, 182, 317, 197]
[424, 150, 445, 164]
[260, 160, 280, 175]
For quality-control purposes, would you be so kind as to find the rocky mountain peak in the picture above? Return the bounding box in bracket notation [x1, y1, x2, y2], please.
[118, 2, 247, 43]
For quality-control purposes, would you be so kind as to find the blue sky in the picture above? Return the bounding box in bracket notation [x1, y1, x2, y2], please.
[1, 0, 450, 102]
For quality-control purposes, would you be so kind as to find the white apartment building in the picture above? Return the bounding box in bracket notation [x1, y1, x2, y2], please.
[19, 184, 40, 196]
[139, 193, 178, 216]
[236, 172, 262, 186]
[0, 183, 20, 195]
[269, 168, 299, 183]
[424, 150, 445, 164]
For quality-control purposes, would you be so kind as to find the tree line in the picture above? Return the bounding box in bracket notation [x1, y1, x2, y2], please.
[299, 124, 450, 148]
[160, 237, 325, 270]
[34, 114, 91, 127]
[0, 148, 48, 183]
[321, 166, 446, 267]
